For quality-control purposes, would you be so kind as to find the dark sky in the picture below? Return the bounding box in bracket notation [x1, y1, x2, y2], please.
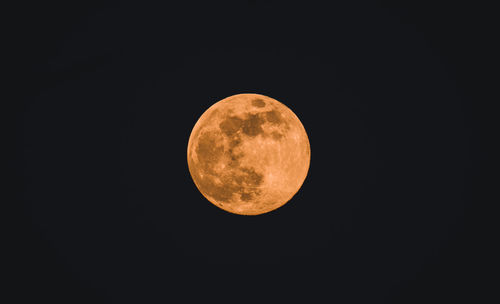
[13, 1, 487, 303]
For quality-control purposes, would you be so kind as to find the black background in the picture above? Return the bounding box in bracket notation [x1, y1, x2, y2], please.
[12, 1, 488, 303]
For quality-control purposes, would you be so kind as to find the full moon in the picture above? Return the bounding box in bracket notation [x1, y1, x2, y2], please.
[187, 93, 310, 215]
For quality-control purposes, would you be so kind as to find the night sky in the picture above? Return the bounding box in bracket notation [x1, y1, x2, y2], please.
[13, 1, 486, 303]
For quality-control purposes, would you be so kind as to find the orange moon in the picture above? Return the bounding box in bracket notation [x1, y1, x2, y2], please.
[187, 93, 310, 215]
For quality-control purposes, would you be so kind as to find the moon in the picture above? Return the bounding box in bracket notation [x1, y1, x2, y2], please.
[187, 93, 310, 215]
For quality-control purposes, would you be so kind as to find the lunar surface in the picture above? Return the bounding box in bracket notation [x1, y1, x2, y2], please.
[187, 93, 310, 215]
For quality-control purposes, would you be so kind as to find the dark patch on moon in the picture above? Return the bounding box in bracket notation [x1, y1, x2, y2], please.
[195, 131, 224, 171]
[239, 166, 263, 185]
[241, 113, 265, 137]
[219, 116, 243, 136]
[251, 98, 266, 108]
[227, 135, 243, 167]
[271, 131, 283, 140]
[264, 110, 282, 124]
[240, 192, 253, 201]
[227, 146, 242, 167]
[218, 110, 287, 139]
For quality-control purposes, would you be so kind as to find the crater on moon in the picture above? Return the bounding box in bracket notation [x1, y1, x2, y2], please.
[187, 93, 310, 215]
